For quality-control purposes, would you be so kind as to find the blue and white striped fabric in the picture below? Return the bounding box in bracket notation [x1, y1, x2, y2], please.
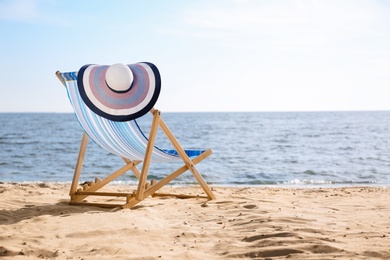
[59, 72, 204, 162]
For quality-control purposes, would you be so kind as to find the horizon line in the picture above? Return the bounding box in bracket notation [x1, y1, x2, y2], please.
[1, 109, 390, 114]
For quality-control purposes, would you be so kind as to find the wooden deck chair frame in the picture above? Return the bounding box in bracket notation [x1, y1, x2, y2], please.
[56, 71, 215, 209]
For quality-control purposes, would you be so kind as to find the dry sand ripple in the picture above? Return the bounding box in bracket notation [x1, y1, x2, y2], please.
[0, 183, 390, 259]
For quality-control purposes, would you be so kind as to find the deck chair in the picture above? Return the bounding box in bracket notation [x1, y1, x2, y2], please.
[56, 62, 215, 209]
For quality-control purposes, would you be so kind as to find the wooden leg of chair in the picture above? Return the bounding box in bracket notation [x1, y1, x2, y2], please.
[71, 161, 139, 202]
[158, 119, 216, 200]
[122, 197, 141, 209]
[188, 160, 216, 200]
[135, 110, 160, 200]
[122, 158, 142, 179]
[124, 140, 213, 209]
[142, 149, 213, 199]
[69, 132, 89, 197]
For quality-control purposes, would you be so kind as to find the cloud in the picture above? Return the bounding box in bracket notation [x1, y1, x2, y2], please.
[153, 0, 390, 112]
[0, 0, 69, 26]
[184, 0, 383, 32]
[0, 0, 39, 21]
[176, 0, 390, 52]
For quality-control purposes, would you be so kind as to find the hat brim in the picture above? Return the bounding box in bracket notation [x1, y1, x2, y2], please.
[77, 62, 161, 122]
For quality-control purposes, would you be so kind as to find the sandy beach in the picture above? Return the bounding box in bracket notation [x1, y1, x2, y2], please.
[0, 183, 389, 259]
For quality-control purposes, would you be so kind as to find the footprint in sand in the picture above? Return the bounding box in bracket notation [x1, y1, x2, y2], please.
[242, 204, 258, 209]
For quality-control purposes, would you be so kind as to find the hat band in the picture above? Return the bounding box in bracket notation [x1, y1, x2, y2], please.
[105, 79, 133, 94]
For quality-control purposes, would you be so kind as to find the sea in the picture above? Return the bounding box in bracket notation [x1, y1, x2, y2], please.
[1, 111, 390, 187]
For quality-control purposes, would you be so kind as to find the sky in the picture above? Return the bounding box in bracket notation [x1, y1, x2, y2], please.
[0, 0, 389, 113]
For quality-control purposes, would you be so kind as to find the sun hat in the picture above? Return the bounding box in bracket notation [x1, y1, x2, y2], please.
[77, 62, 161, 122]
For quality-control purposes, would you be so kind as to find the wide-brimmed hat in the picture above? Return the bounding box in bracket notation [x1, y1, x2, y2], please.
[77, 62, 161, 122]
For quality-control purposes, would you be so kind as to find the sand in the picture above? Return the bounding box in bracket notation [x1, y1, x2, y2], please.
[0, 183, 390, 259]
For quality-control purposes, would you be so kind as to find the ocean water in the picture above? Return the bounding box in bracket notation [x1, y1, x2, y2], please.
[1, 111, 390, 186]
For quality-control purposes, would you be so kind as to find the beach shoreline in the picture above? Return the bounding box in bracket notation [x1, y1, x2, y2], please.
[1, 183, 389, 259]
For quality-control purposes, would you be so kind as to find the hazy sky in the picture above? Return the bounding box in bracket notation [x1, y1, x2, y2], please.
[0, 0, 389, 112]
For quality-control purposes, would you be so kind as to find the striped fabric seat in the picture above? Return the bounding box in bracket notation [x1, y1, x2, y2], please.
[58, 72, 204, 162]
